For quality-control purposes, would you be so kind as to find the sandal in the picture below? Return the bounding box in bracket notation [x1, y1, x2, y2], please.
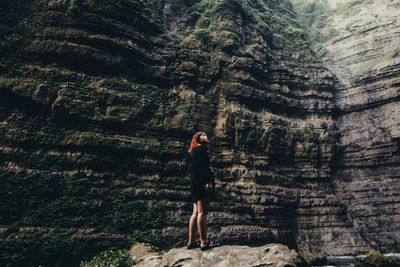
[200, 240, 220, 251]
[186, 242, 199, 250]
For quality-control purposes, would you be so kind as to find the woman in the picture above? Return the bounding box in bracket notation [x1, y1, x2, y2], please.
[187, 131, 217, 251]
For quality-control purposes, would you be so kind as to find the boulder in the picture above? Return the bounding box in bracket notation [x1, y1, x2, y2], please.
[130, 243, 309, 267]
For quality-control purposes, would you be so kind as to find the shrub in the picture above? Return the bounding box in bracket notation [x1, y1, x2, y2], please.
[66, 0, 86, 16]
[355, 250, 400, 267]
[192, 28, 212, 44]
[81, 248, 136, 267]
[0, 228, 90, 266]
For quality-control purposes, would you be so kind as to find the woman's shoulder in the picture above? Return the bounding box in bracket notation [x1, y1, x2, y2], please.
[193, 145, 205, 154]
[193, 145, 202, 152]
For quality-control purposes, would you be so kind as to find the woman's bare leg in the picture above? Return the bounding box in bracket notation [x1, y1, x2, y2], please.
[197, 198, 210, 247]
[188, 203, 198, 245]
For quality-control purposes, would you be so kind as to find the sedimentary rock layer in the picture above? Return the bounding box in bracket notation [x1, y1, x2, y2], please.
[0, 0, 399, 265]
[292, 0, 400, 257]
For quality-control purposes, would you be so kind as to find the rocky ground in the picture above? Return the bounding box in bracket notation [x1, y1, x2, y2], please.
[130, 243, 309, 267]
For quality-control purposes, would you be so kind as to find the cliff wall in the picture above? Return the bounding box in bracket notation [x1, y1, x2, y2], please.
[292, 0, 400, 257]
[0, 0, 399, 265]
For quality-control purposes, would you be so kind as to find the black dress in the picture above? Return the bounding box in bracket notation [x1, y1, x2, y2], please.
[191, 145, 215, 203]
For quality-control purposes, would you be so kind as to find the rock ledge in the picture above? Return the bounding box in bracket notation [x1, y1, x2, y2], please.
[130, 243, 309, 267]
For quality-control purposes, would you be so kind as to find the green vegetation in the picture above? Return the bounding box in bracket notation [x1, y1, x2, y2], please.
[357, 48, 400, 74]
[65, 0, 129, 16]
[0, 112, 182, 155]
[0, 5, 31, 58]
[165, 59, 183, 80]
[0, 169, 157, 230]
[192, 28, 212, 44]
[262, 127, 275, 145]
[336, 0, 365, 12]
[0, 112, 178, 265]
[190, 0, 244, 29]
[231, 0, 313, 52]
[291, 0, 367, 52]
[100, 78, 133, 92]
[81, 248, 136, 267]
[215, 31, 239, 51]
[215, 185, 235, 212]
[0, 167, 167, 265]
[0, 77, 16, 89]
[291, 0, 335, 49]
[291, 0, 331, 31]
[355, 250, 400, 267]
[0, 228, 91, 266]
[184, 0, 201, 6]
[0, 111, 172, 263]
[66, 0, 89, 16]
[392, 48, 400, 58]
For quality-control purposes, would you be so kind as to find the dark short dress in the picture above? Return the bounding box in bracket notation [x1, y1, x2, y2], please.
[191, 145, 215, 203]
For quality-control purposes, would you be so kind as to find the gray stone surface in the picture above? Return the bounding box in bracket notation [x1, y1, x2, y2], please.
[131, 243, 308, 267]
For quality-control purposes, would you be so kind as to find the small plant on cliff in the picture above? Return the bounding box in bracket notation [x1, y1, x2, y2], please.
[192, 28, 212, 44]
[66, 0, 99, 16]
[66, 0, 86, 16]
[215, 185, 234, 212]
[66, 0, 129, 15]
[390, 48, 400, 58]
[0, 17, 30, 57]
[81, 248, 135, 267]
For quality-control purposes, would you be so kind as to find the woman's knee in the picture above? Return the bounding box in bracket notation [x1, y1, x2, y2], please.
[192, 203, 198, 216]
[198, 199, 209, 211]
[197, 211, 206, 219]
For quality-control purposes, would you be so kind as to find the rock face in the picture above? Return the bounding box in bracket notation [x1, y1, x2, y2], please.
[130, 243, 309, 267]
[0, 0, 399, 265]
[292, 0, 400, 258]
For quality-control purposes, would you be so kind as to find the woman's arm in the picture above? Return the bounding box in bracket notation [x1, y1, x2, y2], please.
[193, 146, 211, 186]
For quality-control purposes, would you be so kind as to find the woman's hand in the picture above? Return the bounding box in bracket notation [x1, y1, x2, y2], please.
[205, 183, 213, 192]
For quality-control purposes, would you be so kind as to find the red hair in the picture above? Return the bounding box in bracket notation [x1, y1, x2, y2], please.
[188, 131, 205, 156]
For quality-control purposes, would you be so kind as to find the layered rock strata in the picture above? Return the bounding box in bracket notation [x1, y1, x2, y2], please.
[0, 0, 399, 265]
[292, 0, 400, 257]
